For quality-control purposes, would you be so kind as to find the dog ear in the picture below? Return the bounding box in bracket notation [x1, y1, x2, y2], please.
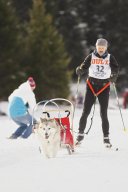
[32, 122, 39, 133]
[48, 119, 59, 126]
[40, 118, 43, 123]
[33, 123, 39, 130]
[40, 118, 47, 123]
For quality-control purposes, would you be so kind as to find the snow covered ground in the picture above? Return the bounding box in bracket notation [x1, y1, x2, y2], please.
[0, 100, 128, 192]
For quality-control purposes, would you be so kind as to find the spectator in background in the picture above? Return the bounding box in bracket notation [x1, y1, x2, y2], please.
[8, 77, 36, 139]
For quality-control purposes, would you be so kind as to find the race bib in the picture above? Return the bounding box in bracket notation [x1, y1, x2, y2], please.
[89, 53, 111, 79]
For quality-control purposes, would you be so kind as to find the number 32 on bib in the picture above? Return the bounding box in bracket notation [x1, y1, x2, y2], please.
[89, 53, 111, 79]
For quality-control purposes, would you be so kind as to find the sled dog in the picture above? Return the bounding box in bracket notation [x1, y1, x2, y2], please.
[35, 118, 61, 158]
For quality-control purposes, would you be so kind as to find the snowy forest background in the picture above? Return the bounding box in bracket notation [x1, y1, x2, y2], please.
[0, 0, 128, 101]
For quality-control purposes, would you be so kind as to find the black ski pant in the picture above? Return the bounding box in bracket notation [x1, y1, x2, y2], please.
[78, 82, 110, 137]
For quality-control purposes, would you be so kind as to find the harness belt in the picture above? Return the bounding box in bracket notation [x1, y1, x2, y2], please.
[86, 79, 110, 96]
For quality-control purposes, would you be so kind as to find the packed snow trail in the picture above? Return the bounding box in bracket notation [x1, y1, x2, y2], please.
[0, 104, 128, 192]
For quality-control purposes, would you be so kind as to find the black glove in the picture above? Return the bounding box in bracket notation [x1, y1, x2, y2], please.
[25, 102, 29, 108]
[110, 73, 118, 83]
[76, 66, 84, 76]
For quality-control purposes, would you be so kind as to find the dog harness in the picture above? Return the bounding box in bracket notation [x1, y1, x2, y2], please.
[86, 79, 110, 96]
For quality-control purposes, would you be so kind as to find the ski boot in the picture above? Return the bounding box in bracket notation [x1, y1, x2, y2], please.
[8, 134, 18, 139]
[103, 136, 112, 148]
[75, 133, 84, 146]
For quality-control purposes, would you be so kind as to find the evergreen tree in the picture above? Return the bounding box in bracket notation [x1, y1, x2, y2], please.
[75, 0, 105, 49]
[11, 0, 88, 78]
[12, 0, 32, 21]
[102, 0, 128, 88]
[23, 0, 71, 100]
[72, 0, 128, 88]
[0, 0, 20, 99]
[10, 0, 128, 87]
[44, 0, 87, 78]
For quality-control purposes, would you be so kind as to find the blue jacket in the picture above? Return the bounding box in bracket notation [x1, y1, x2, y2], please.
[8, 97, 28, 118]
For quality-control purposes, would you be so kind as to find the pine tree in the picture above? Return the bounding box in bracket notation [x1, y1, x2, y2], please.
[44, 0, 86, 78]
[0, 0, 20, 99]
[102, 0, 128, 88]
[11, 0, 32, 21]
[23, 0, 71, 100]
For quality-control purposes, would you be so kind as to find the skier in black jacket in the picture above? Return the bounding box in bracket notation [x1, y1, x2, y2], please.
[76, 38, 119, 147]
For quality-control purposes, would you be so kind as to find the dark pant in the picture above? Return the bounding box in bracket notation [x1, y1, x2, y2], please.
[12, 113, 33, 138]
[79, 81, 110, 137]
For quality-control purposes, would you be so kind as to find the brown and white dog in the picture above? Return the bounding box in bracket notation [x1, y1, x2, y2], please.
[35, 118, 61, 158]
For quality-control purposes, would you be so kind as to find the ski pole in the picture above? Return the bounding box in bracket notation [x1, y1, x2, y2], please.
[113, 83, 126, 132]
[75, 76, 81, 100]
[72, 75, 81, 121]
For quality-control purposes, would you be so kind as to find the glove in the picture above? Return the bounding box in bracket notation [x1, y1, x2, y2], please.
[76, 66, 84, 76]
[25, 102, 29, 108]
[110, 73, 118, 83]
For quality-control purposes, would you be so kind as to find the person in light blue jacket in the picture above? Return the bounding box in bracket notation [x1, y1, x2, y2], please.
[8, 77, 36, 139]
